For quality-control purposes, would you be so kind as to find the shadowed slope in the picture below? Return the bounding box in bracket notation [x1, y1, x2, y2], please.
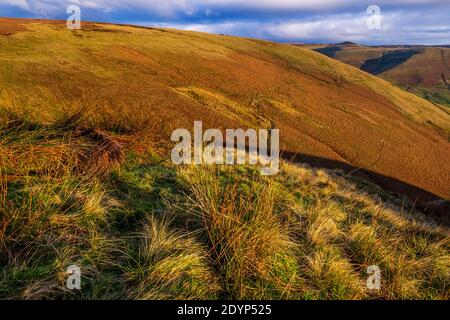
[361, 50, 421, 75]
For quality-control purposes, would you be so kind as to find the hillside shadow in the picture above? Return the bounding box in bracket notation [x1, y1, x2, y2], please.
[361, 49, 421, 75]
[314, 46, 343, 58]
[281, 151, 449, 224]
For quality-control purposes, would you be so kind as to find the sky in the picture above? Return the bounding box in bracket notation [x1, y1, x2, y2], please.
[1, 0, 450, 45]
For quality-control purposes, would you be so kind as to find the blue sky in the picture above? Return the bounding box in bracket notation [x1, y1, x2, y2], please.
[1, 0, 450, 45]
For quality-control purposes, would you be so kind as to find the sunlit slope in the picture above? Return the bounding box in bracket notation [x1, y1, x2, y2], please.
[0, 18, 449, 201]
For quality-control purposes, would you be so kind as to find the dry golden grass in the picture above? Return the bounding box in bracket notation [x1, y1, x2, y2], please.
[180, 166, 298, 299]
[0, 18, 448, 300]
[125, 216, 220, 300]
[0, 116, 448, 299]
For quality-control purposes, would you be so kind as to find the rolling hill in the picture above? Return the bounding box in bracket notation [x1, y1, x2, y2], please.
[0, 18, 449, 300]
[301, 42, 450, 108]
[1, 18, 450, 206]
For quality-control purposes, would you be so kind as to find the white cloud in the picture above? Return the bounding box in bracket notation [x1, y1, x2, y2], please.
[1, 0, 449, 44]
[3, 0, 30, 10]
[163, 11, 450, 45]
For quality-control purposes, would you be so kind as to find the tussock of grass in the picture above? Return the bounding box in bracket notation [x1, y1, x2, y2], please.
[303, 247, 365, 299]
[180, 166, 298, 299]
[125, 216, 219, 300]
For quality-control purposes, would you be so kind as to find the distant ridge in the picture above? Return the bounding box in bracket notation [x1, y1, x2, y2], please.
[336, 41, 359, 46]
[296, 42, 450, 108]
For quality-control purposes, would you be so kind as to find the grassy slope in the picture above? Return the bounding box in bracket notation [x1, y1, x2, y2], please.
[0, 19, 450, 203]
[1, 124, 448, 299]
[381, 48, 450, 108]
[0, 19, 449, 300]
[0, 23, 450, 202]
